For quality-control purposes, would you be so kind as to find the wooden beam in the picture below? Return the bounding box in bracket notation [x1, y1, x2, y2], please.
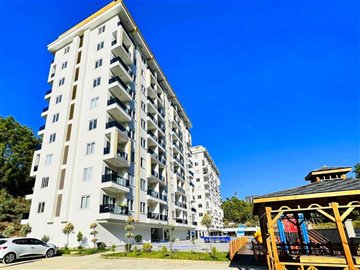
[316, 209, 335, 222]
[331, 202, 356, 270]
[253, 190, 360, 204]
[266, 207, 282, 270]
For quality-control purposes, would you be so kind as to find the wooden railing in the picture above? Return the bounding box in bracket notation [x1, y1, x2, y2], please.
[229, 237, 248, 260]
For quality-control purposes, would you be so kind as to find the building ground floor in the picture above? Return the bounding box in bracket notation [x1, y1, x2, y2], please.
[27, 220, 194, 248]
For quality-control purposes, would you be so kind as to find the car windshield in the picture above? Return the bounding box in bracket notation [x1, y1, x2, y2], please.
[0, 240, 7, 245]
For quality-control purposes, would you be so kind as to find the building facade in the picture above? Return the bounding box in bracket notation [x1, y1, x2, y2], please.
[24, 0, 197, 247]
[190, 146, 224, 237]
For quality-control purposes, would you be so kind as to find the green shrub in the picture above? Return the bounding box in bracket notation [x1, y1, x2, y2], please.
[41, 235, 50, 243]
[77, 246, 83, 250]
[134, 234, 143, 244]
[133, 245, 140, 254]
[125, 243, 132, 252]
[161, 246, 168, 255]
[210, 246, 218, 259]
[111, 244, 116, 252]
[143, 242, 152, 252]
[97, 242, 106, 249]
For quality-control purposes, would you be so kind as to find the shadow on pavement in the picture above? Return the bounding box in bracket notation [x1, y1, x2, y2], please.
[0, 258, 42, 268]
[228, 254, 267, 270]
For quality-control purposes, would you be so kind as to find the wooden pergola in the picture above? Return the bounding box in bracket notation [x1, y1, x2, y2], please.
[253, 178, 360, 270]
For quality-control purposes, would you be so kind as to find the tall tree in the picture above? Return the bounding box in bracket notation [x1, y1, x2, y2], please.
[0, 116, 40, 196]
[222, 196, 258, 226]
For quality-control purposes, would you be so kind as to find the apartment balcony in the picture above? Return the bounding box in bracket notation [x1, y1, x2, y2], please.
[191, 207, 197, 213]
[176, 172, 186, 182]
[192, 221, 198, 226]
[108, 76, 134, 102]
[173, 157, 184, 168]
[105, 121, 132, 142]
[176, 219, 188, 225]
[45, 89, 52, 101]
[148, 170, 166, 185]
[148, 149, 159, 164]
[175, 201, 187, 209]
[147, 212, 160, 220]
[147, 97, 157, 111]
[190, 181, 195, 188]
[110, 57, 133, 83]
[173, 142, 183, 154]
[41, 106, 48, 118]
[103, 147, 129, 168]
[101, 173, 129, 193]
[20, 212, 30, 225]
[107, 97, 133, 123]
[147, 189, 159, 199]
[147, 113, 158, 129]
[111, 38, 132, 65]
[176, 186, 185, 195]
[98, 204, 128, 221]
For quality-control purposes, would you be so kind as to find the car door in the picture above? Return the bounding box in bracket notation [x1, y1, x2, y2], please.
[12, 239, 31, 258]
[28, 239, 46, 256]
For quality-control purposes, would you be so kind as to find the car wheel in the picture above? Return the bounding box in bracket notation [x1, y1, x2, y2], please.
[45, 248, 55, 258]
[3, 253, 16, 264]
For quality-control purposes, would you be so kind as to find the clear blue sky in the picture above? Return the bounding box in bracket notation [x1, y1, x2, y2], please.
[0, 0, 359, 199]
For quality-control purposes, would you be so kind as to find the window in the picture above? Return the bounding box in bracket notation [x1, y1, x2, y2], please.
[86, 142, 95, 155]
[93, 77, 101, 87]
[98, 25, 105, 34]
[83, 167, 93, 181]
[41, 177, 49, 188]
[61, 61, 67, 69]
[141, 85, 146, 95]
[97, 41, 104, 51]
[141, 101, 146, 112]
[45, 154, 53, 165]
[140, 179, 146, 191]
[140, 137, 146, 149]
[90, 97, 99, 108]
[128, 200, 134, 211]
[194, 162, 198, 166]
[52, 113, 59, 123]
[197, 195, 201, 199]
[88, 119, 97, 130]
[58, 77, 65, 86]
[37, 202, 45, 213]
[171, 193, 175, 202]
[196, 178, 200, 182]
[140, 158, 145, 168]
[80, 195, 90, 209]
[141, 119, 146, 130]
[95, 58, 103, 69]
[55, 95, 62, 104]
[140, 202, 146, 214]
[64, 46, 70, 54]
[198, 204, 202, 208]
[141, 70, 145, 78]
[199, 213, 203, 217]
[49, 133, 56, 143]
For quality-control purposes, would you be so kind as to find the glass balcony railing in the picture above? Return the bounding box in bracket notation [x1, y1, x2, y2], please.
[110, 57, 134, 77]
[99, 204, 128, 215]
[102, 173, 129, 187]
[147, 189, 159, 199]
[103, 147, 128, 160]
[105, 121, 132, 138]
[109, 76, 135, 98]
[107, 97, 134, 118]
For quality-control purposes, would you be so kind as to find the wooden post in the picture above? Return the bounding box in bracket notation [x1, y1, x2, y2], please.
[266, 206, 282, 270]
[331, 202, 356, 270]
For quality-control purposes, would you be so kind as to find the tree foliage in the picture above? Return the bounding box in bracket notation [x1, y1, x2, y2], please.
[63, 223, 75, 247]
[0, 189, 30, 222]
[221, 196, 258, 226]
[0, 116, 40, 197]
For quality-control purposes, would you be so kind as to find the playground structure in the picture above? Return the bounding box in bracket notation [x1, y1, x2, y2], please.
[252, 175, 360, 270]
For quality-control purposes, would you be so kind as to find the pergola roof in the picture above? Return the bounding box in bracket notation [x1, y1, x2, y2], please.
[252, 178, 360, 213]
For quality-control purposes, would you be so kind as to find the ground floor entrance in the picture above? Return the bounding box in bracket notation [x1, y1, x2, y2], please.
[151, 228, 164, 242]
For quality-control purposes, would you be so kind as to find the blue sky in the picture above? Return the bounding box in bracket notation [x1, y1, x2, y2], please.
[0, 0, 359, 199]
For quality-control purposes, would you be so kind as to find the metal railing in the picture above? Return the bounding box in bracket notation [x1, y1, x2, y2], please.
[99, 204, 129, 215]
[102, 173, 129, 187]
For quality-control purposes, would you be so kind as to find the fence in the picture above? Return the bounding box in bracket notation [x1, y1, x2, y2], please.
[229, 237, 248, 260]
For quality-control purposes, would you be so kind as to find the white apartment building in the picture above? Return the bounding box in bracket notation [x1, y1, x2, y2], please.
[23, 0, 197, 247]
[190, 146, 224, 237]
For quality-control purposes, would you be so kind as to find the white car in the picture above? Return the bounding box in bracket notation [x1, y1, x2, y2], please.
[0, 237, 57, 264]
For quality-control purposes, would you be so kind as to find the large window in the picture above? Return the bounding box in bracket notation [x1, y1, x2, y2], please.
[88, 119, 97, 130]
[41, 177, 49, 188]
[37, 202, 45, 213]
[86, 142, 95, 155]
[140, 202, 146, 214]
[90, 97, 99, 109]
[93, 77, 101, 88]
[83, 167, 93, 181]
[45, 154, 53, 166]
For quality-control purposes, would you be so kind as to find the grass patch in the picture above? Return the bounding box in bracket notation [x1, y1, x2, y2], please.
[103, 251, 229, 261]
[58, 248, 109, 256]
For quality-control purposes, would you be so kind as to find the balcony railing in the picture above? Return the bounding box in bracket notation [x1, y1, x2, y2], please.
[38, 125, 45, 131]
[176, 219, 188, 224]
[45, 89, 52, 95]
[105, 121, 132, 138]
[159, 174, 166, 182]
[147, 212, 160, 219]
[160, 194, 167, 201]
[103, 147, 128, 160]
[151, 170, 159, 178]
[102, 173, 129, 187]
[177, 186, 185, 193]
[175, 201, 187, 209]
[110, 57, 133, 77]
[42, 107, 48, 113]
[107, 97, 134, 118]
[147, 130, 158, 141]
[176, 172, 185, 180]
[35, 144, 42, 151]
[160, 214, 168, 221]
[147, 189, 159, 199]
[147, 113, 158, 125]
[109, 76, 135, 98]
[33, 165, 38, 172]
[148, 149, 158, 160]
[191, 207, 197, 213]
[147, 97, 157, 109]
[99, 204, 128, 215]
